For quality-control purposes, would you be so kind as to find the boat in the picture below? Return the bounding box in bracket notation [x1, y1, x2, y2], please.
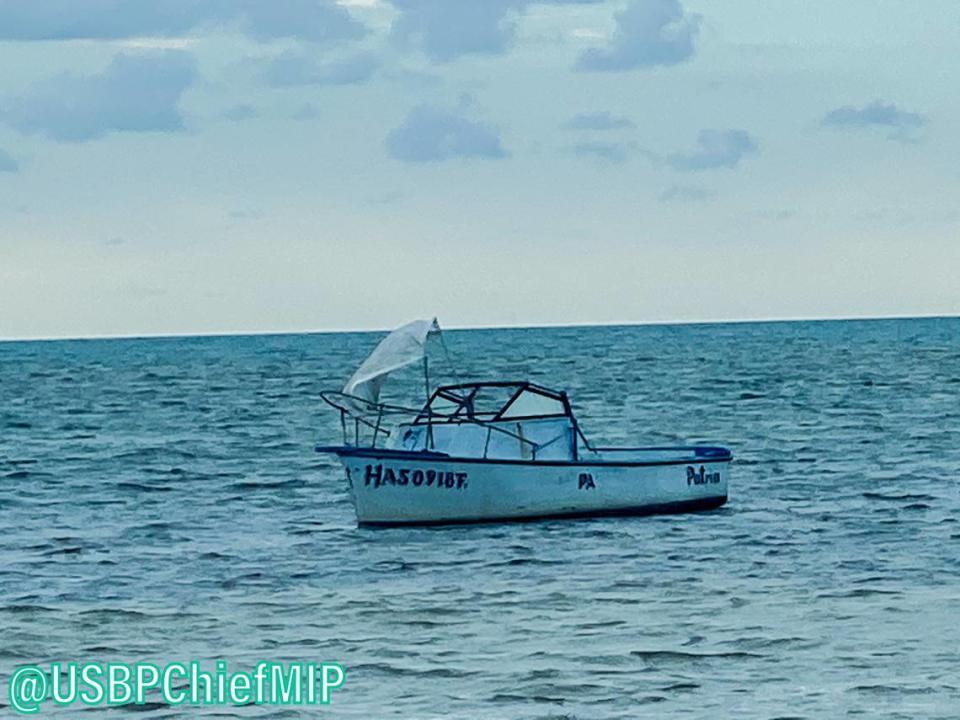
[316, 319, 731, 526]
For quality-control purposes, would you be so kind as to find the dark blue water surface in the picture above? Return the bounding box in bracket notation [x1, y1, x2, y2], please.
[2, 318, 959, 718]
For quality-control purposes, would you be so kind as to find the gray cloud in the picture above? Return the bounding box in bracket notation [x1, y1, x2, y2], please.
[390, 0, 520, 63]
[572, 141, 630, 163]
[659, 184, 715, 202]
[264, 51, 378, 87]
[1, 50, 197, 142]
[229, 208, 264, 220]
[118, 280, 167, 298]
[667, 129, 758, 171]
[384, 67, 444, 90]
[389, 0, 604, 63]
[222, 103, 258, 121]
[0, 0, 210, 40]
[575, 0, 699, 72]
[239, 1, 366, 45]
[0, 0, 366, 44]
[291, 103, 320, 121]
[563, 111, 635, 131]
[386, 105, 507, 163]
[821, 100, 927, 141]
[0, 148, 18, 172]
[366, 190, 404, 206]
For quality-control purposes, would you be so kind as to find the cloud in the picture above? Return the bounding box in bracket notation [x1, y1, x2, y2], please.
[821, 100, 927, 141]
[239, 1, 367, 44]
[390, 0, 520, 62]
[264, 51, 378, 87]
[366, 190, 404, 206]
[0, 0, 367, 44]
[118, 280, 167, 298]
[563, 111, 635, 131]
[389, 0, 604, 63]
[0, 148, 18, 173]
[290, 103, 320, 121]
[384, 67, 444, 90]
[575, 0, 700, 72]
[228, 208, 264, 220]
[667, 129, 758, 171]
[659, 184, 715, 202]
[222, 103, 258, 121]
[0, 0, 210, 40]
[1, 51, 197, 143]
[386, 105, 507, 162]
[571, 141, 629, 163]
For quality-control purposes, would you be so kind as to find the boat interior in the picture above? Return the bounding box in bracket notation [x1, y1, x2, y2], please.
[322, 381, 730, 464]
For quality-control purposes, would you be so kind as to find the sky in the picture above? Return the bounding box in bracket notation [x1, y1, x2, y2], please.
[0, 0, 958, 339]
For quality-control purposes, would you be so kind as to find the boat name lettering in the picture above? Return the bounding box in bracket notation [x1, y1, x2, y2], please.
[364, 464, 468, 490]
[686, 465, 721, 485]
[578, 473, 596, 490]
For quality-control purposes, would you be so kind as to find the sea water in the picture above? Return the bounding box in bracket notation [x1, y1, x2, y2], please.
[1, 318, 959, 718]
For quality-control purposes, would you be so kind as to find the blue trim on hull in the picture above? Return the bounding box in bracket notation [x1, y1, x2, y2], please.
[358, 494, 728, 528]
[316, 445, 733, 468]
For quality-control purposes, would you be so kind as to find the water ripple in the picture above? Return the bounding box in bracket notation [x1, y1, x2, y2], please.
[1, 319, 959, 717]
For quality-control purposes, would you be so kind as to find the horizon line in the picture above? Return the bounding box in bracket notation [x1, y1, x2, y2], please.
[1, 312, 958, 344]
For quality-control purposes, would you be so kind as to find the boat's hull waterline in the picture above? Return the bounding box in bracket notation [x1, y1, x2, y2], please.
[327, 448, 730, 526]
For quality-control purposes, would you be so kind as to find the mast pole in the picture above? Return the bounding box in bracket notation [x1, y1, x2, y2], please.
[424, 355, 434, 450]
[423, 354, 430, 402]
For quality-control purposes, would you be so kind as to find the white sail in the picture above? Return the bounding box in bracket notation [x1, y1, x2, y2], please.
[343, 318, 441, 404]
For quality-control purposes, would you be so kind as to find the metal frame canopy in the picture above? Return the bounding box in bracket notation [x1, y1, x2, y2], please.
[319, 380, 581, 454]
[414, 381, 574, 425]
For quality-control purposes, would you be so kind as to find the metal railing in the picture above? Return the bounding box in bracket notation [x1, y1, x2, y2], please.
[320, 390, 552, 458]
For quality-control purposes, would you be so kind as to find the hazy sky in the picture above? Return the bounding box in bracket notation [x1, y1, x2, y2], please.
[1, 0, 958, 339]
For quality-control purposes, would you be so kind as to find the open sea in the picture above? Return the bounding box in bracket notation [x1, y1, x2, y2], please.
[2, 317, 959, 718]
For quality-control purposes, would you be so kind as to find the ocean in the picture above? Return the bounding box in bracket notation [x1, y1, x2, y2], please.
[2, 317, 959, 718]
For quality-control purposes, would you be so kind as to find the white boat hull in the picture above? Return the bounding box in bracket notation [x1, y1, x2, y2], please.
[330, 449, 729, 526]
